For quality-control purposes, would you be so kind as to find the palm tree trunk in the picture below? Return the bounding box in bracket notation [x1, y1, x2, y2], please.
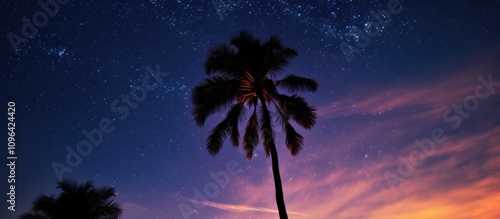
[269, 138, 289, 219]
[258, 95, 289, 219]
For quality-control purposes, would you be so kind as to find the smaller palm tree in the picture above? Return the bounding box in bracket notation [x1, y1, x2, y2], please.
[19, 179, 122, 219]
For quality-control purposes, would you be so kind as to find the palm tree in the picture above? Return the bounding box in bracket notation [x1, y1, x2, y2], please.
[19, 179, 122, 219]
[192, 30, 318, 218]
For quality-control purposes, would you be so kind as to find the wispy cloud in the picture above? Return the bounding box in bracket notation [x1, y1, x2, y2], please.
[189, 199, 310, 217]
[206, 48, 500, 218]
[216, 126, 500, 218]
[317, 47, 500, 123]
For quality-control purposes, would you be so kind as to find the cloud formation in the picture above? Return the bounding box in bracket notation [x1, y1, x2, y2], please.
[204, 49, 500, 218]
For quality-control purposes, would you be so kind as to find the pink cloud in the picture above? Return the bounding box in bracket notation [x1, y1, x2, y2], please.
[183, 47, 500, 219]
[189, 199, 310, 217]
[207, 125, 500, 218]
[317, 48, 500, 123]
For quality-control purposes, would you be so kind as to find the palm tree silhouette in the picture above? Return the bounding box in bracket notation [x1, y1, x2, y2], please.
[192, 30, 318, 218]
[19, 179, 122, 219]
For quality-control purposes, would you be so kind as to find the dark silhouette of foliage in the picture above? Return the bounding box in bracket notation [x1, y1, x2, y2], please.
[19, 179, 122, 219]
[192, 30, 318, 219]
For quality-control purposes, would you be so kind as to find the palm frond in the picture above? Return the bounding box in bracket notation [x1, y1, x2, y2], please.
[18, 212, 49, 219]
[260, 104, 274, 156]
[205, 103, 245, 154]
[95, 201, 122, 219]
[32, 194, 56, 216]
[274, 102, 304, 156]
[57, 179, 80, 195]
[259, 35, 282, 78]
[262, 78, 278, 103]
[264, 47, 298, 78]
[276, 94, 316, 129]
[204, 44, 247, 79]
[192, 76, 240, 126]
[228, 104, 245, 147]
[78, 180, 94, 194]
[262, 35, 283, 51]
[92, 186, 117, 202]
[283, 122, 304, 156]
[275, 74, 318, 93]
[243, 112, 259, 159]
[206, 119, 231, 156]
[230, 30, 261, 56]
[21, 180, 122, 219]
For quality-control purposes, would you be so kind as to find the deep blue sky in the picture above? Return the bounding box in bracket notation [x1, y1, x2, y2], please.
[1, 1, 500, 218]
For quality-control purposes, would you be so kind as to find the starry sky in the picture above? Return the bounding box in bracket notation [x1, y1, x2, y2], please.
[1, 0, 500, 218]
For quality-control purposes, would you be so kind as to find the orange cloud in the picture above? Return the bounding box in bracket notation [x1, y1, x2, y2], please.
[197, 47, 500, 218]
[189, 199, 310, 217]
[209, 125, 500, 218]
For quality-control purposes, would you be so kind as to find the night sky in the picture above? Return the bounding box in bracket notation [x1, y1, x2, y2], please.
[1, 0, 500, 218]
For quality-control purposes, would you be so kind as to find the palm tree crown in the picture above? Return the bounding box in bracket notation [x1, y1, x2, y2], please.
[19, 179, 122, 219]
[192, 30, 318, 218]
[192, 30, 317, 158]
